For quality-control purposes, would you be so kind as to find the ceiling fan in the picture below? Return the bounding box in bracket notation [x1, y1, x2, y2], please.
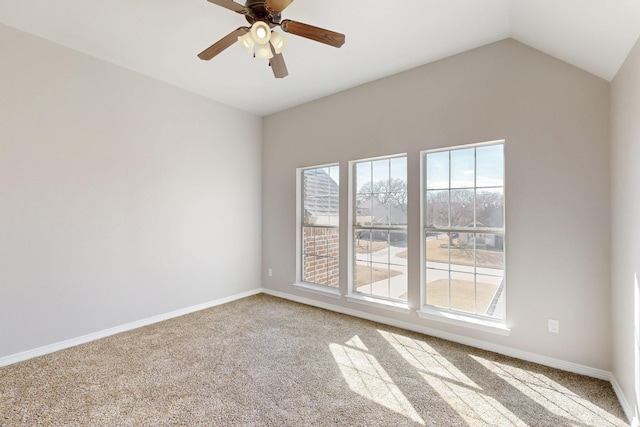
[198, 0, 346, 79]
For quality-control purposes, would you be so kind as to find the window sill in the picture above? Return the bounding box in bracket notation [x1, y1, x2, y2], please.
[346, 293, 411, 314]
[417, 306, 510, 336]
[294, 282, 342, 299]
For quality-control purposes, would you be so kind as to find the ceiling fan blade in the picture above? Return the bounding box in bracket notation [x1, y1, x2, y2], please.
[269, 46, 289, 78]
[206, 0, 249, 14]
[280, 20, 345, 48]
[198, 27, 249, 60]
[265, 0, 294, 13]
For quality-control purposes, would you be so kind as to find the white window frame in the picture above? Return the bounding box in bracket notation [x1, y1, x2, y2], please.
[347, 154, 410, 312]
[295, 163, 341, 298]
[418, 140, 509, 335]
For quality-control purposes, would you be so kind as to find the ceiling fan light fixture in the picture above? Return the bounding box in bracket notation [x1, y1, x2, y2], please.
[201, 0, 346, 78]
[250, 21, 272, 45]
[270, 31, 288, 54]
[237, 32, 255, 54]
[255, 42, 274, 59]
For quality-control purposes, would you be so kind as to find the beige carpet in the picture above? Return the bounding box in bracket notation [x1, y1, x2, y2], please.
[0, 294, 630, 426]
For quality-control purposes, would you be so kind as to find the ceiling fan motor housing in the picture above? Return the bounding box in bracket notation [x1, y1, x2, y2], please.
[244, 0, 281, 25]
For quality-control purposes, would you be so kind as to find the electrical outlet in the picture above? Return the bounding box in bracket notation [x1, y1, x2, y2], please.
[268, 268, 273, 277]
[548, 319, 560, 334]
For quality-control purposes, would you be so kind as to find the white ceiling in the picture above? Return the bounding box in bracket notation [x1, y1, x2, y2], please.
[1, 0, 639, 116]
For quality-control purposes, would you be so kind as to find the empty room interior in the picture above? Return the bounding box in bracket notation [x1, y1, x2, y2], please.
[1, 0, 639, 425]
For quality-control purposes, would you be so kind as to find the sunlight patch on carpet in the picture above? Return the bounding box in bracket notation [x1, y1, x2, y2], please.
[345, 335, 369, 351]
[470, 355, 624, 426]
[330, 338, 424, 425]
[379, 330, 526, 426]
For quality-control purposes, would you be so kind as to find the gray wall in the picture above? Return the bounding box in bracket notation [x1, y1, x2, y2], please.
[263, 39, 611, 370]
[611, 35, 640, 424]
[0, 24, 262, 358]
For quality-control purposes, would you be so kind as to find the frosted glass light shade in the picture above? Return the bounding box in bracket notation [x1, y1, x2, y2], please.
[269, 31, 288, 54]
[255, 42, 274, 59]
[250, 21, 271, 45]
[238, 32, 255, 54]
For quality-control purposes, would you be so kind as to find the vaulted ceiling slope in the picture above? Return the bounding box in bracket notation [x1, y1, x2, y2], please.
[1, 0, 639, 116]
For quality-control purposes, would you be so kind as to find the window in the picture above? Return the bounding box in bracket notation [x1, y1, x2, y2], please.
[424, 142, 505, 320]
[352, 155, 408, 301]
[300, 165, 340, 287]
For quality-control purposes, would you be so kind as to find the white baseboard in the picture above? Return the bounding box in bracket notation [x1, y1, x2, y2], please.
[0, 286, 616, 382]
[611, 375, 639, 427]
[0, 288, 262, 368]
[262, 288, 612, 381]
[2, 286, 634, 426]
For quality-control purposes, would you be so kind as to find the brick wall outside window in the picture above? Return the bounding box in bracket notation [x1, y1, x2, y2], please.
[303, 226, 339, 287]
